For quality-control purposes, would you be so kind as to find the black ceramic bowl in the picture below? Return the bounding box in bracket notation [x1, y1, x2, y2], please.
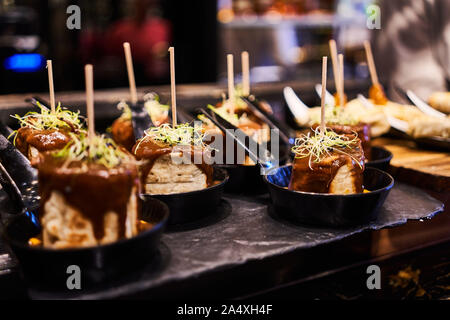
[366, 146, 393, 171]
[264, 166, 394, 227]
[142, 167, 229, 225]
[2, 197, 169, 291]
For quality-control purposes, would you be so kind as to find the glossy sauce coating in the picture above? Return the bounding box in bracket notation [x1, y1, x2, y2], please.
[16, 127, 71, 157]
[289, 138, 365, 193]
[38, 156, 139, 240]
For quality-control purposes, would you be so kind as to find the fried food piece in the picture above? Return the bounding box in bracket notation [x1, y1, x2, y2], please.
[428, 92, 450, 114]
[369, 83, 388, 105]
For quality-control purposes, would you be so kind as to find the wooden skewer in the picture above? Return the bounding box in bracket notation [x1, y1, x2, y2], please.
[227, 54, 235, 113]
[169, 47, 177, 127]
[338, 53, 345, 108]
[364, 40, 379, 85]
[320, 56, 328, 134]
[47, 60, 56, 113]
[241, 51, 250, 96]
[84, 64, 95, 140]
[123, 42, 138, 105]
[328, 40, 340, 95]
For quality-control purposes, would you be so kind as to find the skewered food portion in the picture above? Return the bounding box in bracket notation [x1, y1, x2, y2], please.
[111, 95, 169, 151]
[428, 92, 450, 114]
[133, 124, 213, 195]
[308, 106, 372, 159]
[37, 134, 140, 249]
[369, 83, 388, 105]
[290, 128, 365, 194]
[11, 103, 84, 164]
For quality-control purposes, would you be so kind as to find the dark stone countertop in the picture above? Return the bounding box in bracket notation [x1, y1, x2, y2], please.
[20, 182, 442, 300]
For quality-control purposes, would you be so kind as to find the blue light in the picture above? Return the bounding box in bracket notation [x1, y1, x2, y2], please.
[4, 53, 45, 72]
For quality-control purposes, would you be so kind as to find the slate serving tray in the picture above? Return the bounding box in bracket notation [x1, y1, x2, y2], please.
[0, 182, 443, 300]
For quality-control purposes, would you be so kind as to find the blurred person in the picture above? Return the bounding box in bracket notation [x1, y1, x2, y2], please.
[79, 0, 170, 86]
[103, 0, 170, 82]
[372, 0, 450, 101]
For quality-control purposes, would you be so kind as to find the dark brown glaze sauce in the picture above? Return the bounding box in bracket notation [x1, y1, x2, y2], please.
[37, 156, 140, 241]
[289, 138, 365, 193]
[312, 123, 371, 160]
[15, 127, 71, 157]
[132, 138, 214, 189]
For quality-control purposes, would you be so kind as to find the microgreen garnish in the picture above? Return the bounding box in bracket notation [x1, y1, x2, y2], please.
[53, 133, 133, 168]
[291, 127, 361, 169]
[11, 101, 84, 132]
[134, 123, 207, 154]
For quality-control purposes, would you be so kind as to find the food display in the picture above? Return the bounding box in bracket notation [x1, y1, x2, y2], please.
[111, 95, 169, 151]
[11, 103, 84, 163]
[0, 30, 446, 301]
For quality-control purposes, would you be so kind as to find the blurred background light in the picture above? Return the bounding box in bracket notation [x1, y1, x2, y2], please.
[3, 53, 45, 73]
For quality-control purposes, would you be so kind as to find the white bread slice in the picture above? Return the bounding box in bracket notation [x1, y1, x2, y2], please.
[145, 153, 208, 194]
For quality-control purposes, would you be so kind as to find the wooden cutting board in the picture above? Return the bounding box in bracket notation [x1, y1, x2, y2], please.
[373, 138, 450, 192]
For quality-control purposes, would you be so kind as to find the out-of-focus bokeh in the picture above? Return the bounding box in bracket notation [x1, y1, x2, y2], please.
[0, 0, 373, 94]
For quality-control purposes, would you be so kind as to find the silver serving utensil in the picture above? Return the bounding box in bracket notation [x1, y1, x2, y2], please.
[406, 90, 446, 118]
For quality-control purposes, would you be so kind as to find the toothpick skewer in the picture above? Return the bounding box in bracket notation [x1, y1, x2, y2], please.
[47, 60, 56, 113]
[338, 53, 345, 107]
[168, 47, 177, 127]
[123, 42, 138, 105]
[227, 54, 235, 113]
[329, 40, 340, 96]
[364, 40, 379, 86]
[320, 56, 328, 134]
[84, 64, 95, 140]
[241, 51, 250, 96]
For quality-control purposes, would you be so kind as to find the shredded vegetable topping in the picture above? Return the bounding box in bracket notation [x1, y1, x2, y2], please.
[134, 123, 207, 154]
[53, 133, 133, 168]
[311, 105, 359, 126]
[11, 102, 84, 132]
[291, 127, 361, 169]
